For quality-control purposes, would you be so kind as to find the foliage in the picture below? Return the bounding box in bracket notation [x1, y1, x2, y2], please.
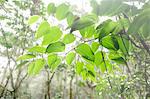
[1, 0, 150, 98]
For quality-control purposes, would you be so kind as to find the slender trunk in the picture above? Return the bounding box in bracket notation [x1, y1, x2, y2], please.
[90, 88, 94, 99]
[69, 77, 73, 99]
[63, 70, 66, 99]
[13, 90, 17, 99]
[75, 76, 78, 99]
[46, 70, 56, 99]
[0, 76, 10, 98]
[47, 83, 50, 99]
[46, 70, 51, 99]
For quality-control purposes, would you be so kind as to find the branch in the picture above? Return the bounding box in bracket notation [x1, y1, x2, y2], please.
[0, 76, 10, 98]
[101, 51, 113, 89]
[14, 73, 28, 91]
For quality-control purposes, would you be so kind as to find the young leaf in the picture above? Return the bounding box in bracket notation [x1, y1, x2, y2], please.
[35, 21, 50, 39]
[46, 42, 65, 53]
[91, 42, 99, 53]
[28, 46, 46, 53]
[76, 43, 95, 61]
[28, 61, 35, 75]
[33, 59, 46, 74]
[66, 52, 76, 65]
[17, 54, 35, 61]
[62, 34, 76, 44]
[94, 51, 103, 66]
[47, 54, 57, 66]
[56, 3, 69, 20]
[16, 61, 29, 69]
[76, 61, 84, 75]
[51, 58, 61, 71]
[28, 15, 40, 25]
[28, 59, 45, 75]
[81, 69, 87, 80]
[47, 54, 61, 70]
[42, 26, 62, 45]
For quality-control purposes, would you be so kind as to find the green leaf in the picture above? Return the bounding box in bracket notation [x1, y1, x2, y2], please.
[100, 60, 112, 73]
[35, 21, 50, 39]
[94, 51, 103, 67]
[76, 43, 95, 61]
[80, 26, 96, 38]
[111, 57, 126, 64]
[87, 70, 96, 81]
[128, 8, 150, 34]
[62, 34, 76, 44]
[28, 46, 46, 53]
[33, 59, 45, 74]
[47, 54, 61, 70]
[91, 42, 99, 53]
[67, 12, 75, 26]
[97, 20, 118, 40]
[81, 69, 87, 80]
[51, 58, 61, 71]
[117, 36, 129, 55]
[28, 61, 35, 75]
[69, 14, 98, 32]
[76, 61, 84, 75]
[28, 59, 45, 75]
[86, 64, 96, 81]
[28, 15, 40, 25]
[66, 52, 76, 65]
[94, 0, 134, 16]
[86, 64, 95, 74]
[46, 42, 65, 53]
[17, 54, 36, 61]
[88, 70, 95, 78]
[100, 35, 119, 51]
[109, 51, 126, 64]
[47, 3, 56, 15]
[16, 61, 29, 69]
[47, 54, 57, 66]
[42, 26, 62, 45]
[56, 3, 69, 20]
